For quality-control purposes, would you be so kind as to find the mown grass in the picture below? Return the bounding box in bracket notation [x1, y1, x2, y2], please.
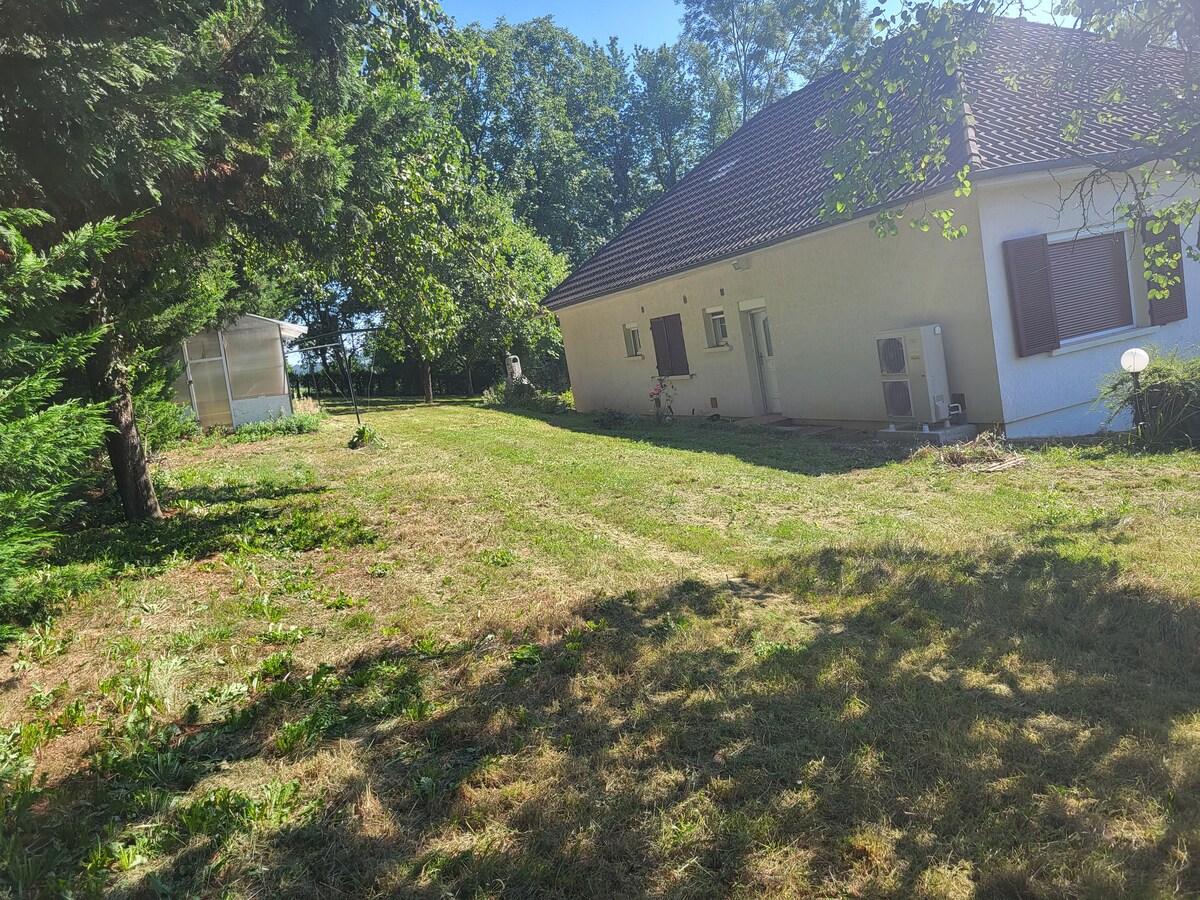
[3, 399, 1200, 897]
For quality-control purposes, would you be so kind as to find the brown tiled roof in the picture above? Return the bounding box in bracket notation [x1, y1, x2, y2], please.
[545, 18, 1183, 310]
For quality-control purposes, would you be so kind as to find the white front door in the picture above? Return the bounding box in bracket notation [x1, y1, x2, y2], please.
[750, 310, 782, 414]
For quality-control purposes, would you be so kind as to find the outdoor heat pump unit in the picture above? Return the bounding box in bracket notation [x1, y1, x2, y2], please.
[876, 325, 951, 426]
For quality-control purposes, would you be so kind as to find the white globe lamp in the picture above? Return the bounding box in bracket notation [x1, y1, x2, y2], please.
[1120, 347, 1150, 435]
[1120, 347, 1150, 374]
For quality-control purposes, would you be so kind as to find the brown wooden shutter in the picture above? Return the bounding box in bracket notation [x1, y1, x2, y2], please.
[1004, 234, 1059, 356]
[1047, 232, 1133, 341]
[649, 314, 689, 376]
[1143, 221, 1189, 325]
[664, 314, 689, 375]
[650, 316, 671, 377]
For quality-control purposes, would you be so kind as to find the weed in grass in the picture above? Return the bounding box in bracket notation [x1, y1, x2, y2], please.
[106, 838, 150, 873]
[176, 786, 258, 837]
[11, 621, 72, 670]
[348, 424, 385, 449]
[510, 643, 543, 667]
[478, 548, 517, 567]
[167, 623, 234, 653]
[246, 592, 288, 622]
[105, 634, 144, 661]
[366, 561, 395, 577]
[25, 681, 66, 712]
[56, 697, 88, 729]
[97, 659, 164, 742]
[323, 590, 359, 610]
[274, 702, 341, 755]
[255, 623, 307, 646]
[404, 697, 436, 721]
[229, 412, 324, 443]
[258, 650, 293, 679]
[341, 611, 376, 632]
[200, 680, 251, 708]
[239, 502, 377, 553]
[411, 634, 449, 658]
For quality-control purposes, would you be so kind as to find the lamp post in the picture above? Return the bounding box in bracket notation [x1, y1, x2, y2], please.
[1120, 347, 1150, 437]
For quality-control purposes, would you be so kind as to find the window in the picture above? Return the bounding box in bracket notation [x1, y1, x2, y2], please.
[1047, 232, 1133, 342]
[1004, 229, 1147, 357]
[649, 314, 690, 377]
[623, 323, 642, 357]
[704, 309, 728, 347]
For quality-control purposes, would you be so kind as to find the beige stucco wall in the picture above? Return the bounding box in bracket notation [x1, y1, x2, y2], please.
[557, 193, 1004, 426]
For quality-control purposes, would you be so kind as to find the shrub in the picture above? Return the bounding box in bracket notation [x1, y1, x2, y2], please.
[1101, 349, 1200, 446]
[594, 408, 636, 429]
[132, 357, 200, 455]
[0, 335, 109, 627]
[481, 380, 573, 414]
[229, 411, 323, 443]
[1, 209, 124, 627]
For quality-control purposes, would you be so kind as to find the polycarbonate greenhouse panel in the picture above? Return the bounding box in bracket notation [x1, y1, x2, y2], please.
[223, 319, 287, 400]
[189, 358, 233, 427]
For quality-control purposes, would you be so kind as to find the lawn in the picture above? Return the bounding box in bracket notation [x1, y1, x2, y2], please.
[3, 400, 1200, 898]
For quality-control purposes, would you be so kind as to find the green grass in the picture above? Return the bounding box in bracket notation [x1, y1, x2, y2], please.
[3, 399, 1200, 897]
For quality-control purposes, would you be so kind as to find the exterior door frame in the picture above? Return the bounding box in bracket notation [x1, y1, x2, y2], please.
[742, 300, 781, 415]
[182, 331, 235, 428]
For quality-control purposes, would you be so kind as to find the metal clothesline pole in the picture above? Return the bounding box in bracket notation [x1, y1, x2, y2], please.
[338, 340, 361, 426]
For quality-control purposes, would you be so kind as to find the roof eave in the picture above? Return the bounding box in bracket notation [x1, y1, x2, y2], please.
[545, 149, 1165, 312]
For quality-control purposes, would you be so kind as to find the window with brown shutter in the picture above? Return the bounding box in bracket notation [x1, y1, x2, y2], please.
[1004, 229, 1139, 356]
[649, 314, 690, 377]
[1142, 221, 1189, 325]
[1048, 232, 1133, 341]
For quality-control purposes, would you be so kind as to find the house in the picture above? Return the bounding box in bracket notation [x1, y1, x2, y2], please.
[544, 19, 1197, 438]
[173, 314, 308, 429]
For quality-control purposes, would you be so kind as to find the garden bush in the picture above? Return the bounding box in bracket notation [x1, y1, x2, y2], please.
[1102, 349, 1200, 446]
[0, 335, 109, 628]
[593, 408, 636, 429]
[480, 380, 573, 414]
[0, 209, 122, 629]
[132, 355, 200, 455]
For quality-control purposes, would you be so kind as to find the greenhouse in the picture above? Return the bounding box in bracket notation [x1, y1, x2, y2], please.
[174, 314, 308, 429]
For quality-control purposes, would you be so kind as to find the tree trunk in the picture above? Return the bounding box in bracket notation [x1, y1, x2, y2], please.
[102, 373, 163, 522]
[85, 287, 163, 522]
[420, 357, 433, 404]
[464, 360, 474, 396]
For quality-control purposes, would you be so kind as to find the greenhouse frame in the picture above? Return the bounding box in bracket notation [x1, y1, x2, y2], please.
[174, 314, 308, 429]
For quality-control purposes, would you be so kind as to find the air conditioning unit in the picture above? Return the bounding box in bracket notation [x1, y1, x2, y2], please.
[876, 325, 951, 426]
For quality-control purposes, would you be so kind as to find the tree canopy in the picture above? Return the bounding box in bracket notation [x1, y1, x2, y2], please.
[4, 0, 1199, 535]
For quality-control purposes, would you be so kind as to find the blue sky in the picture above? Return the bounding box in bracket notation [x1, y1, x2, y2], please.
[438, 0, 1060, 49]
[440, 0, 685, 47]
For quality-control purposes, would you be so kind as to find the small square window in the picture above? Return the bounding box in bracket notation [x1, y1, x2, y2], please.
[704, 309, 728, 347]
[623, 324, 642, 357]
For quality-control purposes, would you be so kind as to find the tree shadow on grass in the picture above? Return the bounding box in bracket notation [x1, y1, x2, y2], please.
[53, 482, 331, 573]
[8, 541, 1200, 898]
[0, 482, 334, 632]
[494, 407, 905, 477]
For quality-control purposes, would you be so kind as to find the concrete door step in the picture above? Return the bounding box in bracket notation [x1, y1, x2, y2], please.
[874, 423, 979, 446]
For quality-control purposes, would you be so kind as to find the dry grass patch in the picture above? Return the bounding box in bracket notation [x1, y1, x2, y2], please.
[3, 402, 1200, 897]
